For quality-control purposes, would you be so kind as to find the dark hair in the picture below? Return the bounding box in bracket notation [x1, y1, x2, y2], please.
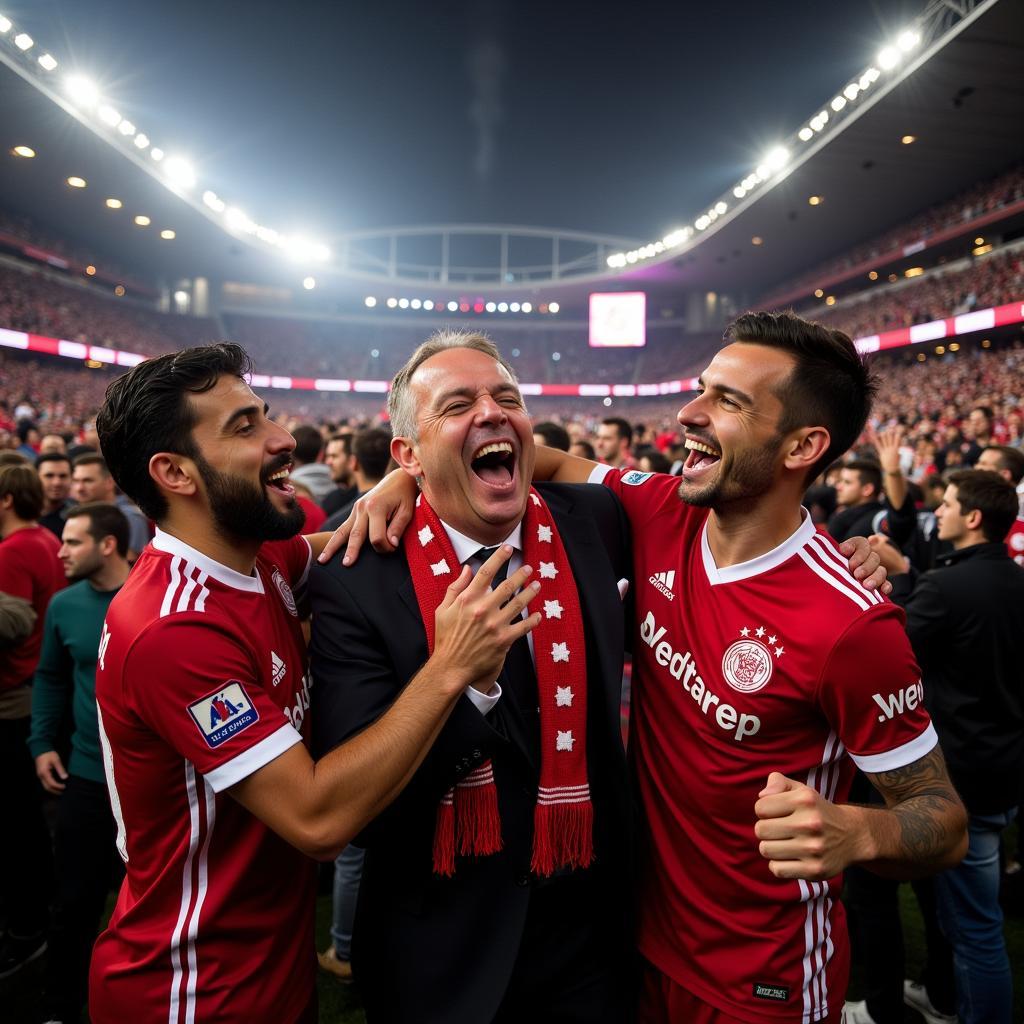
[572, 439, 596, 460]
[724, 310, 878, 481]
[947, 469, 1018, 543]
[353, 427, 393, 483]
[327, 431, 354, 456]
[72, 452, 110, 474]
[97, 343, 252, 521]
[981, 445, 1024, 485]
[0, 463, 44, 520]
[0, 451, 28, 468]
[533, 421, 571, 452]
[637, 447, 671, 474]
[290, 424, 324, 464]
[35, 452, 71, 471]
[843, 458, 882, 498]
[970, 405, 994, 422]
[16, 419, 38, 444]
[600, 417, 633, 446]
[66, 502, 131, 558]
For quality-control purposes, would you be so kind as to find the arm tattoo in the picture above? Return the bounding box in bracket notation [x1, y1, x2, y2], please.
[865, 745, 965, 865]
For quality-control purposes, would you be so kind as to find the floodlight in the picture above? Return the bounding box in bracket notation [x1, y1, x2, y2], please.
[98, 105, 121, 128]
[423, 300, 434, 310]
[202, 190, 225, 213]
[695, 216, 710, 231]
[485, 301, 496, 312]
[521, 302, 532, 313]
[877, 46, 899, 70]
[164, 157, 196, 188]
[714, 201, 727, 215]
[65, 75, 99, 106]
[830, 96, 846, 112]
[411, 299, 422, 310]
[843, 83, 858, 100]
[387, 298, 398, 308]
[160, 229, 175, 240]
[173, 290, 188, 303]
[447, 300, 458, 312]
[12, 145, 34, 158]
[38, 53, 57, 71]
[626, 252, 638, 263]
[105, 198, 122, 209]
[134, 134, 149, 149]
[497, 302, 508, 313]
[66, 176, 86, 188]
[510, 302, 520, 312]
[897, 29, 920, 51]
[798, 128, 813, 142]
[14, 32, 32, 50]
[225, 207, 256, 234]
[398, 298, 409, 309]
[365, 296, 377, 307]
[548, 302, 559, 314]
[0, 14, 10, 33]
[117, 120, 136, 136]
[134, 215, 150, 226]
[150, 148, 164, 162]
[303, 277, 316, 290]
[256, 226, 280, 244]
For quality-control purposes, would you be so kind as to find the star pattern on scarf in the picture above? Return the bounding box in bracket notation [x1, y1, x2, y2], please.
[551, 641, 570, 663]
[539, 561, 558, 579]
[537, 524, 553, 543]
[544, 599, 563, 619]
[556, 730, 575, 752]
[430, 558, 450, 576]
[418, 525, 434, 546]
[555, 686, 574, 707]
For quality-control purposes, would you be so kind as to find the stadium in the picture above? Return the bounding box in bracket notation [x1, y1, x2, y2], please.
[1, 0, 1023, 1021]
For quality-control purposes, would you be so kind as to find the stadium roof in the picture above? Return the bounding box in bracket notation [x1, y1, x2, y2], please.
[0, 0, 1020, 307]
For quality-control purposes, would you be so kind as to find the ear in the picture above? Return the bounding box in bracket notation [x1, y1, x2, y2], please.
[782, 426, 830, 478]
[964, 507, 983, 532]
[390, 436, 422, 480]
[149, 452, 200, 501]
[99, 534, 118, 557]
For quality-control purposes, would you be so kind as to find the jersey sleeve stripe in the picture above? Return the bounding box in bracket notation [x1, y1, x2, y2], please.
[807, 534, 882, 605]
[203, 723, 303, 793]
[295, 537, 313, 590]
[850, 721, 938, 773]
[160, 556, 183, 618]
[184, 777, 216, 1023]
[796, 547, 872, 611]
[176, 564, 201, 614]
[588, 463, 612, 485]
[168, 760, 202, 1024]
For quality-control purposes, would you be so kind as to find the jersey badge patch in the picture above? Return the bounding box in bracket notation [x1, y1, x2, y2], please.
[722, 625, 784, 694]
[188, 681, 259, 748]
[271, 566, 299, 617]
[620, 470, 652, 486]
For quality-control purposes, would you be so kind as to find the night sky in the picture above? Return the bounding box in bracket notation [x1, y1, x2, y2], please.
[11, 0, 922, 241]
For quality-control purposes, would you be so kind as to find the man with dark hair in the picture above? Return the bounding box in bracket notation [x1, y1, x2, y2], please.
[828, 459, 884, 539]
[975, 444, 1024, 564]
[15, 419, 40, 460]
[532, 420, 571, 452]
[71, 453, 151, 559]
[90, 343, 525, 1023]
[595, 416, 633, 469]
[312, 329, 635, 1023]
[290, 423, 334, 504]
[330, 311, 941, 1023]
[37, 452, 75, 539]
[570, 438, 596, 461]
[321, 431, 359, 516]
[29, 503, 132, 1023]
[322, 427, 393, 532]
[0, 463, 64, 979]
[963, 406, 994, 465]
[871, 469, 1024, 1024]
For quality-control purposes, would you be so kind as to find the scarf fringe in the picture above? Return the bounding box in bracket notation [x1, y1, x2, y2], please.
[456, 779, 503, 857]
[530, 800, 594, 876]
[432, 793, 456, 877]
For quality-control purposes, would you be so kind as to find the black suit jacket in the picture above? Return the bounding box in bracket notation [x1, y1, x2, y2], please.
[309, 483, 635, 1024]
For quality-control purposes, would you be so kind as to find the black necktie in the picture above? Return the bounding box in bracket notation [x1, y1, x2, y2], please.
[471, 547, 540, 765]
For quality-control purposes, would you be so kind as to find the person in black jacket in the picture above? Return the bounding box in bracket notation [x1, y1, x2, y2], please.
[308, 331, 636, 1024]
[872, 468, 1024, 1024]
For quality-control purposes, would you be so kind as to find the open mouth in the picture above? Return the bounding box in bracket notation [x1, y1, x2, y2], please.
[683, 436, 722, 474]
[470, 440, 516, 488]
[264, 463, 295, 495]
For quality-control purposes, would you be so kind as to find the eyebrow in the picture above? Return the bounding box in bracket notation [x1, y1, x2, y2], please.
[222, 402, 268, 432]
[433, 383, 521, 407]
[697, 376, 754, 405]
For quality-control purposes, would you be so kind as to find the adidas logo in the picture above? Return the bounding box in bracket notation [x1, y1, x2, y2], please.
[271, 650, 287, 687]
[649, 570, 676, 601]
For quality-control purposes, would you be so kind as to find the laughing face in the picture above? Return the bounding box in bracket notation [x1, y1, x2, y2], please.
[675, 342, 796, 509]
[398, 347, 534, 543]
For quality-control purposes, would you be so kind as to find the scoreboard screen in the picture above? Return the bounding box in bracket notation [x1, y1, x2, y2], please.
[588, 291, 646, 347]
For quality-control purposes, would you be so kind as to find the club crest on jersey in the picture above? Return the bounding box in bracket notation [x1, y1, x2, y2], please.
[271, 567, 298, 617]
[621, 470, 652, 486]
[188, 681, 259, 748]
[722, 625, 784, 694]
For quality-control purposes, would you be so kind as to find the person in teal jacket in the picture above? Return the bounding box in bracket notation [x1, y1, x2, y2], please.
[29, 502, 131, 1024]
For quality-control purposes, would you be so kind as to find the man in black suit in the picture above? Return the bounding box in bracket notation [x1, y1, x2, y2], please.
[309, 330, 635, 1024]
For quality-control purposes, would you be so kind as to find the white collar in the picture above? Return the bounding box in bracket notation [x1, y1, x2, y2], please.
[439, 519, 524, 565]
[701, 508, 816, 585]
[152, 527, 264, 593]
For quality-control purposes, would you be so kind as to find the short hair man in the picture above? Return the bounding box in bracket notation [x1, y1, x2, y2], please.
[289, 423, 335, 504]
[37, 452, 75, 539]
[828, 459, 884, 539]
[71, 453, 152, 559]
[0, 464, 65, 977]
[334, 313, 965, 1022]
[594, 416, 633, 468]
[532, 420, 571, 452]
[310, 331, 635, 1022]
[29, 503, 132, 1022]
[873, 469, 1023, 1023]
[321, 431, 359, 516]
[89, 343, 522, 1022]
[322, 427, 394, 532]
[964, 405, 994, 464]
[975, 444, 1024, 564]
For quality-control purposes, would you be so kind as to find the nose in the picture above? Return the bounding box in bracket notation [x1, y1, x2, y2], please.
[676, 393, 708, 429]
[474, 394, 507, 425]
[271, 421, 296, 454]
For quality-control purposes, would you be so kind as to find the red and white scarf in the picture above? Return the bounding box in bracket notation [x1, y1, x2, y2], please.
[404, 488, 593, 877]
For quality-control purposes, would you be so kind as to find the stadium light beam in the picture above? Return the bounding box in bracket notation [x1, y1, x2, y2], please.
[38, 53, 57, 71]
[897, 29, 920, 51]
[98, 105, 121, 128]
[0, 14, 11, 33]
[164, 156, 196, 188]
[14, 32, 32, 50]
[877, 46, 900, 70]
[64, 74, 99, 107]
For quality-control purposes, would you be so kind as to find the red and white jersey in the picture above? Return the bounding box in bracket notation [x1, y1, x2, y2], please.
[90, 529, 317, 1024]
[599, 468, 935, 1024]
[1006, 516, 1024, 566]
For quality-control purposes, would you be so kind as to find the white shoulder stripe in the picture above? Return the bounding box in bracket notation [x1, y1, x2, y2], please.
[160, 556, 183, 618]
[808, 534, 882, 605]
[797, 547, 871, 611]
